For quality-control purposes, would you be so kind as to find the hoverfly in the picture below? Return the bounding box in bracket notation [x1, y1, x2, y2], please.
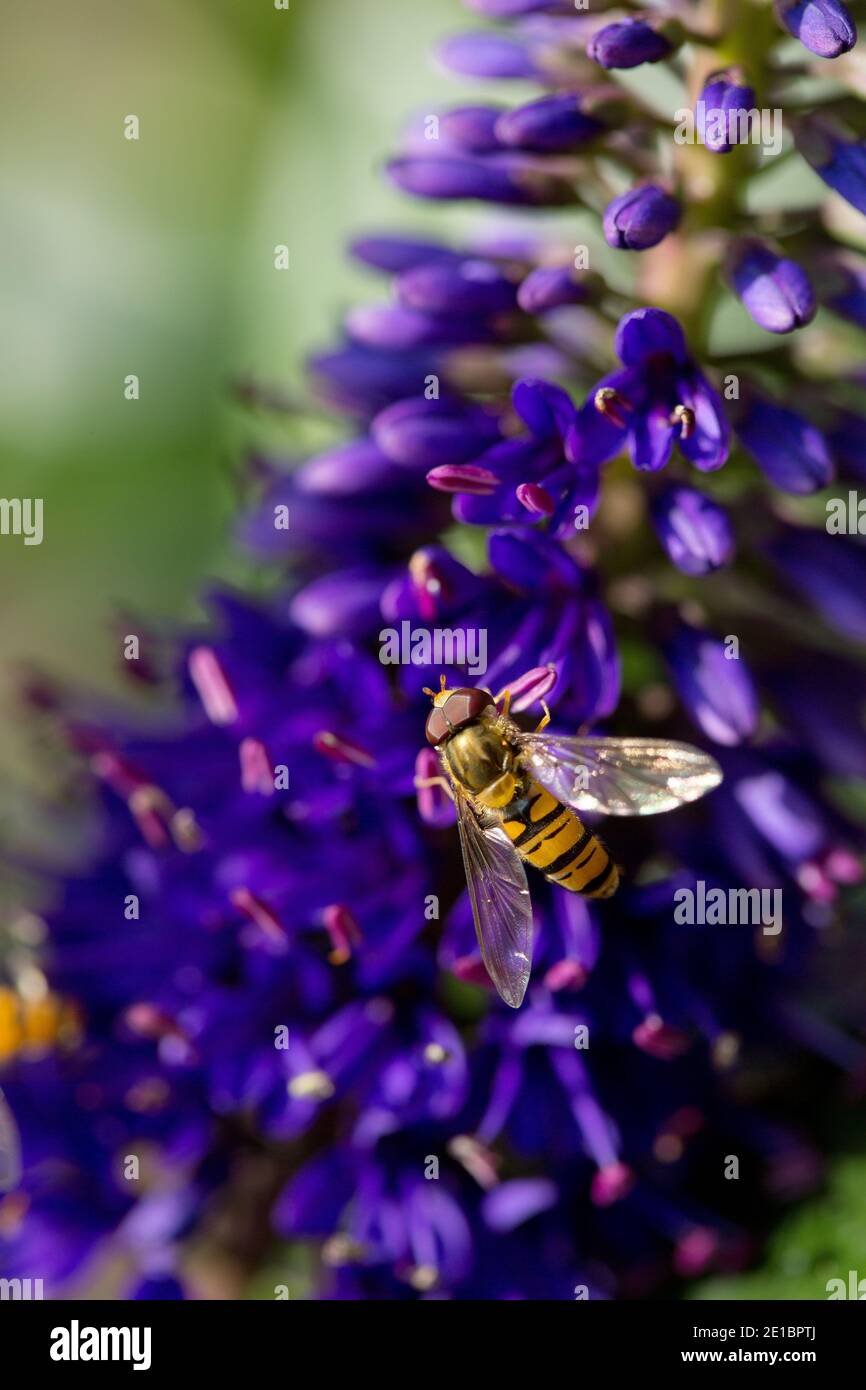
[0, 982, 80, 1193]
[417, 680, 722, 1008]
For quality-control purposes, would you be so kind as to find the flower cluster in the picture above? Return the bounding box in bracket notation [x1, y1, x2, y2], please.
[2, 0, 866, 1300]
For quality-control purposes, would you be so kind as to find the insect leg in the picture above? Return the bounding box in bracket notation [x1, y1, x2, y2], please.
[533, 701, 551, 733]
[413, 773, 456, 801]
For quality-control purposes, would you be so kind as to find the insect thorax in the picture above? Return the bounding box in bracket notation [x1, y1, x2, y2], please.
[442, 721, 524, 807]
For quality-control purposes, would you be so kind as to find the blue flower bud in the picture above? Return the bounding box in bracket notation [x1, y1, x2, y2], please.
[603, 185, 681, 251]
[726, 240, 816, 333]
[397, 258, 518, 315]
[495, 94, 604, 152]
[736, 398, 834, 494]
[666, 628, 760, 746]
[437, 30, 539, 79]
[795, 116, 866, 217]
[651, 486, 735, 576]
[775, 0, 856, 58]
[696, 70, 757, 154]
[587, 18, 673, 69]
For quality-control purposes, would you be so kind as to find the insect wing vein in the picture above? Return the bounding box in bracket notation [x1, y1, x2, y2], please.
[455, 790, 533, 1008]
[517, 734, 722, 817]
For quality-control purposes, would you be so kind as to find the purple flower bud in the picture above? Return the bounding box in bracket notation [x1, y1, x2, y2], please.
[436, 31, 540, 80]
[464, 0, 558, 13]
[396, 258, 518, 315]
[696, 70, 757, 154]
[651, 486, 735, 576]
[438, 105, 505, 153]
[372, 398, 500, 467]
[587, 18, 672, 69]
[768, 529, 866, 640]
[795, 116, 866, 216]
[386, 154, 575, 206]
[482, 1178, 558, 1232]
[736, 398, 834, 494]
[346, 303, 492, 350]
[348, 235, 459, 273]
[819, 253, 866, 328]
[309, 344, 434, 415]
[775, 0, 856, 58]
[603, 186, 681, 251]
[517, 265, 589, 313]
[495, 93, 604, 152]
[666, 628, 760, 746]
[726, 240, 816, 334]
[290, 567, 391, 638]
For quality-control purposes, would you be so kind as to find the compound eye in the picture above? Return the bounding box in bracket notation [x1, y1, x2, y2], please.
[425, 706, 451, 746]
[443, 688, 493, 728]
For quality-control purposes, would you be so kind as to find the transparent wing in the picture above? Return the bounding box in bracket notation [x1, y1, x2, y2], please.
[0, 1088, 22, 1192]
[455, 788, 534, 1009]
[517, 733, 722, 817]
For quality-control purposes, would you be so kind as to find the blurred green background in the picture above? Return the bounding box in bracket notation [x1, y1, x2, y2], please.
[1, 0, 864, 1299]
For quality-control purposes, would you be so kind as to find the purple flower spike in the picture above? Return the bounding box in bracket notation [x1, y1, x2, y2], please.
[666, 628, 760, 746]
[495, 94, 605, 153]
[726, 240, 816, 333]
[736, 398, 834, 494]
[603, 186, 681, 252]
[696, 70, 757, 154]
[587, 18, 673, 69]
[775, 0, 856, 58]
[651, 486, 735, 576]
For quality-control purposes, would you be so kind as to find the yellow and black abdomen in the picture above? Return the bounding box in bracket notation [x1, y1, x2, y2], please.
[500, 782, 618, 899]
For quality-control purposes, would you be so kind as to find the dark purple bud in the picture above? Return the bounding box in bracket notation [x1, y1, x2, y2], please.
[726, 240, 816, 334]
[829, 411, 866, 482]
[396, 258, 518, 315]
[464, 0, 559, 13]
[436, 31, 540, 79]
[372, 397, 500, 468]
[736, 398, 834, 494]
[666, 628, 760, 746]
[512, 378, 577, 441]
[795, 116, 866, 217]
[348, 235, 459, 273]
[426, 463, 500, 495]
[495, 93, 605, 153]
[346, 303, 493, 350]
[614, 307, 688, 365]
[438, 105, 505, 153]
[587, 18, 673, 69]
[386, 154, 575, 206]
[603, 186, 681, 251]
[819, 253, 866, 328]
[290, 567, 391, 638]
[775, 0, 856, 58]
[517, 265, 589, 313]
[309, 344, 435, 415]
[768, 529, 866, 640]
[651, 486, 735, 576]
[696, 70, 757, 154]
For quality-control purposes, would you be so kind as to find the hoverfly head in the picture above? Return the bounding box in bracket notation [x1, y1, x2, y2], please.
[424, 682, 496, 747]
